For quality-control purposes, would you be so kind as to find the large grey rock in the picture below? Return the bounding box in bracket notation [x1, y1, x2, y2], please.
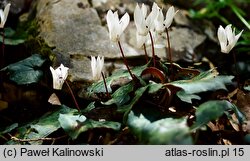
[35, 0, 140, 82]
[35, 0, 206, 83]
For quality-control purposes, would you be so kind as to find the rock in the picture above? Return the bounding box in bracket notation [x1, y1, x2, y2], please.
[92, 0, 136, 15]
[35, 0, 141, 82]
[126, 22, 206, 62]
[34, 0, 206, 84]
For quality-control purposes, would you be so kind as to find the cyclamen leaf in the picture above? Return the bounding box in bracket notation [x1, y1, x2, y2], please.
[6, 105, 76, 145]
[103, 82, 134, 106]
[0, 27, 27, 45]
[191, 100, 246, 131]
[128, 111, 192, 144]
[170, 69, 233, 103]
[88, 63, 148, 93]
[1, 54, 46, 85]
[59, 114, 121, 140]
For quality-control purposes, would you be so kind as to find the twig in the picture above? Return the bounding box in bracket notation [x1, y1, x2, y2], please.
[65, 81, 81, 113]
[9, 134, 67, 143]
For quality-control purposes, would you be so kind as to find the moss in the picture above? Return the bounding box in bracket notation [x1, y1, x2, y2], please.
[20, 19, 54, 59]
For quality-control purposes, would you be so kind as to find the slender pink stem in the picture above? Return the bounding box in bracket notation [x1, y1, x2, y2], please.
[149, 31, 156, 67]
[101, 71, 110, 98]
[117, 40, 135, 81]
[65, 81, 80, 113]
[143, 44, 148, 63]
[165, 28, 173, 77]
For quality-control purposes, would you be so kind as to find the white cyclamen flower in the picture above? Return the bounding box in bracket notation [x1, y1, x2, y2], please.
[217, 24, 243, 53]
[50, 64, 69, 90]
[134, 2, 159, 36]
[155, 6, 177, 33]
[106, 10, 130, 42]
[0, 3, 11, 28]
[91, 56, 104, 81]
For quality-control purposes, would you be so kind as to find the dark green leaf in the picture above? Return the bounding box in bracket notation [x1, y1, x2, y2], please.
[148, 83, 163, 94]
[88, 63, 148, 93]
[176, 90, 201, 103]
[6, 105, 76, 145]
[1, 54, 46, 84]
[118, 85, 148, 113]
[170, 69, 233, 103]
[0, 123, 18, 135]
[191, 100, 246, 130]
[59, 113, 121, 140]
[128, 111, 192, 144]
[0, 27, 27, 45]
[82, 101, 96, 113]
[103, 82, 134, 106]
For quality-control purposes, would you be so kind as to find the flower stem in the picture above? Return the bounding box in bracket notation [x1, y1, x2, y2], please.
[165, 28, 173, 78]
[149, 31, 156, 67]
[65, 81, 81, 113]
[117, 40, 135, 81]
[101, 71, 110, 98]
[143, 44, 148, 63]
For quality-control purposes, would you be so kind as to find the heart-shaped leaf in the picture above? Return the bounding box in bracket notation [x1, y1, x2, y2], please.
[1, 54, 46, 84]
[191, 100, 246, 131]
[59, 114, 121, 140]
[88, 63, 149, 93]
[169, 69, 233, 103]
[127, 111, 193, 144]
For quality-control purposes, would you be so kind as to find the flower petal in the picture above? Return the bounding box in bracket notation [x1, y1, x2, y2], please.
[0, 10, 4, 28]
[134, 3, 147, 36]
[119, 12, 130, 35]
[225, 24, 234, 45]
[0, 3, 10, 28]
[136, 32, 148, 48]
[164, 6, 177, 28]
[217, 25, 228, 53]
[154, 9, 165, 33]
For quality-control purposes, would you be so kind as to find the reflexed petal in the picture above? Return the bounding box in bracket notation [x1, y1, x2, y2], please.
[225, 24, 234, 45]
[164, 6, 177, 28]
[141, 4, 148, 18]
[155, 9, 165, 33]
[120, 12, 130, 35]
[0, 10, 4, 27]
[217, 25, 228, 53]
[0, 3, 10, 28]
[235, 29, 244, 43]
[146, 2, 159, 30]
[91, 56, 97, 79]
[106, 10, 115, 40]
[134, 4, 147, 36]
[3, 3, 10, 22]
